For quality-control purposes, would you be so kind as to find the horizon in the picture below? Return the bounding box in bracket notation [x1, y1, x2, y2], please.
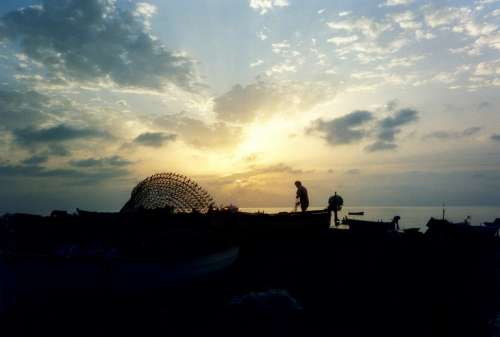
[0, 0, 499, 214]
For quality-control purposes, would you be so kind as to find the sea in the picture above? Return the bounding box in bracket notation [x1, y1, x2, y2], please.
[240, 206, 500, 231]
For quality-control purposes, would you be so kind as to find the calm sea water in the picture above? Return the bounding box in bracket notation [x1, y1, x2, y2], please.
[239, 206, 500, 231]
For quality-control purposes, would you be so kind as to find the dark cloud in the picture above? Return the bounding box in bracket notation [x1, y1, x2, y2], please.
[0, 0, 200, 91]
[365, 141, 398, 152]
[47, 144, 71, 157]
[366, 108, 418, 152]
[423, 127, 482, 141]
[13, 124, 109, 146]
[378, 109, 418, 138]
[492, 133, 500, 142]
[21, 154, 49, 166]
[309, 106, 419, 152]
[0, 163, 128, 184]
[133, 132, 177, 147]
[70, 155, 131, 168]
[0, 89, 49, 128]
[308, 110, 374, 145]
[155, 113, 242, 149]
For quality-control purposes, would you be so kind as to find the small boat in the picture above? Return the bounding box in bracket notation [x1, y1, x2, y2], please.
[425, 217, 499, 239]
[341, 216, 400, 232]
[348, 211, 364, 216]
[483, 218, 500, 228]
[212, 209, 331, 233]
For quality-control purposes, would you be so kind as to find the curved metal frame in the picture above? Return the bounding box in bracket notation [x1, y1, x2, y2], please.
[121, 173, 214, 213]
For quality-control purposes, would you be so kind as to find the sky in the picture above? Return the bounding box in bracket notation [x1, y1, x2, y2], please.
[0, 0, 499, 214]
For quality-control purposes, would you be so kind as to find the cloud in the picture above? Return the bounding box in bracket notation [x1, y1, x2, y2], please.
[423, 127, 482, 140]
[133, 132, 177, 147]
[213, 80, 336, 123]
[327, 35, 359, 46]
[388, 11, 422, 30]
[271, 40, 290, 54]
[0, 0, 200, 91]
[308, 110, 374, 145]
[208, 163, 306, 185]
[70, 155, 131, 168]
[365, 141, 398, 152]
[21, 154, 49, 166]
[249, 0, 289, 15]
[379, 0, 414, 7]
[377, 108, 418, 139]
[250, 59, 264, 67]
[257, 30, 268, 41]
[0, 163, 128, 184]
[214, 82, 275, 123]
[475, 60, 500, 76]
[265, 62, 297, 76]
[424, 7, 464, 28]
[13, 124, 109, 146]
[0, 89, 50, 128]
[492, 133, 500, 142]
[327, 17, 390, 40]
[47, 145, 71, 157]
[154, 114, 243, 149]
[366, 108, 418, 151]
[326, 17, 408, 63]
[386, 99, 400, 111]
[309, 105, 418, 152]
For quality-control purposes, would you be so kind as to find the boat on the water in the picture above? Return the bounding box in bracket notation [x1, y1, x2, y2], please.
[425, 217, 499, 239]
[348, 211, 364, 216]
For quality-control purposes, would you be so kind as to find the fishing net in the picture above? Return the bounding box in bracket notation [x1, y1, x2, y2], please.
[120, 173, 214, 213]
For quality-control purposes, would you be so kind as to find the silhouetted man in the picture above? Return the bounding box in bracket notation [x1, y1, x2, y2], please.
[294, 181, 309, 212]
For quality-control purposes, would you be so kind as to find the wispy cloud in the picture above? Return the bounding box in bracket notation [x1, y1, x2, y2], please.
[13, 124, 110, 147]
[379, 0, 414, 7]
[423, 127, 482, 141]
[249, 0, 289, 15]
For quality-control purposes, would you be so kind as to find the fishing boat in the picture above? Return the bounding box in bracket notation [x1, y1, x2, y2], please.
[425, 217, 499, 239]
[341, 216, 400, 232]
[348, 211, 364, 216]
[483, 218, 500, 229]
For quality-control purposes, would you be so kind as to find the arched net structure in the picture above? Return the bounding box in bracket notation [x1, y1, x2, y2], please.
[120, 173, 215, 213]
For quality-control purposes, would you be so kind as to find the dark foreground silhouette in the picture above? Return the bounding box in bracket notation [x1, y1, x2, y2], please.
[1, 209, 499, 337]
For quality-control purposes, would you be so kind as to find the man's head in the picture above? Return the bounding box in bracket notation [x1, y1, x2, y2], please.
[295, 181, 302, 188]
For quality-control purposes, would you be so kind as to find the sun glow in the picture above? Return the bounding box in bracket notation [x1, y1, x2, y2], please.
[237, 118, 295, 160]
